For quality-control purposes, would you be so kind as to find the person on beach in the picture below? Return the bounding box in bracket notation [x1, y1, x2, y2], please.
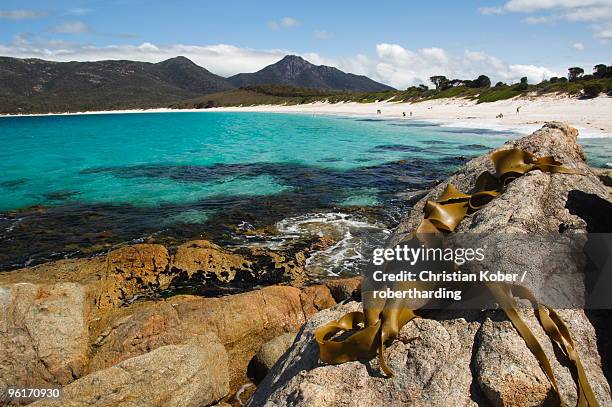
[516, 106, 521, 115]
[377, 109, 381, 114]
[410, 111, 413, 117]
[403, 112, 406, 117]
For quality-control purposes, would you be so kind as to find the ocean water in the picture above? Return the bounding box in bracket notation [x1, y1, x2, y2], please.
[0, 112, 609, 272]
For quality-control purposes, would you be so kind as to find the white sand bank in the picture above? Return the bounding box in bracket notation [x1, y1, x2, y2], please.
[2, 94, 610, 138]
[213, 94, 612, 138]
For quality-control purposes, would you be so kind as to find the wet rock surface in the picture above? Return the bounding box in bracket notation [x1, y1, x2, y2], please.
[0, 235, 338, 311]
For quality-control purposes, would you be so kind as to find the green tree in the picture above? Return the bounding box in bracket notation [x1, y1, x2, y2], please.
[473, 75, 491, 88]
[515, 77, 529, 91]
[568, 67, 584, 81]
[583, 83, 603, 98]
[430, 75, 449, 91]
[593, 64, 607, 78]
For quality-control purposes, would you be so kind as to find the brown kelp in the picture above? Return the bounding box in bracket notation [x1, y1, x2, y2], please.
[315, 148, 598, 406]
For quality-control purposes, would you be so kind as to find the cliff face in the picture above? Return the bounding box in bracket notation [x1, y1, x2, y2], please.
[247, 123, 612, 406]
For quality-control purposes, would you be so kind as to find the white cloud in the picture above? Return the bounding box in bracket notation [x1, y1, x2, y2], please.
[0, 9, 46, 20]
[564, 5, 612, 21]
[420, 47, 449, 64]
[507, 64, 557, 82]
[0, 37, 562, 87]
[369, 44, 558, 87]
[464, 50, 488, 61]
[480, 0, 612, 41]
[594, 23, 612, 40]
[0, 37, 291, 77]
[572, 41, 585, 50]
[49, 21, 90, 34]
[523, 16, 550, 23]
[503, 0, 610, 13]
[314, 30, 333, 40]
[267, 17, 300, 30]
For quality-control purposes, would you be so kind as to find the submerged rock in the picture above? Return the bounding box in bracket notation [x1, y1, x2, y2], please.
[247, 123, 612, 406]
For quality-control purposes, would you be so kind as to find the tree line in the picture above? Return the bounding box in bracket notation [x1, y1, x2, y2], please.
[422, 64, 612, 97]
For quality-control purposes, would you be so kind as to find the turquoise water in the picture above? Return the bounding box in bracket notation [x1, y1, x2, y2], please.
[0, 112, 609, 270]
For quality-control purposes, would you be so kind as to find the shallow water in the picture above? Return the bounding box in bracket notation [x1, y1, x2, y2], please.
[0, 112, 608, 272]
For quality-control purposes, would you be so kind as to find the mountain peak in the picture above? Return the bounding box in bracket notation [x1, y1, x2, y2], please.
[278, 55, 309, 64]
[228, 54, 394, 92]
[270, 55, 314, 79]
[158, 56, 196, 66]
[276, 55, 313, 69]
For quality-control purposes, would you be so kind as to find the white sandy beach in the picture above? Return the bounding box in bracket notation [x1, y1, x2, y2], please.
[2, 94, 611, 138]
[213, 94, 612, 138]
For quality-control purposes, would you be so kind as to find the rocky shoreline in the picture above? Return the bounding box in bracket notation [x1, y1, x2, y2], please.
[1, 122, 611, 406]
[0, 234, 359, 406]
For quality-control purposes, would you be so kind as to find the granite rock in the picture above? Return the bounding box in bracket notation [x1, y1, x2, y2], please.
[246, 123, 612, 406]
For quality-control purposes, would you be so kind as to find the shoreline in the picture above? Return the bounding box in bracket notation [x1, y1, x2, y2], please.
[1, 94, 611, 139]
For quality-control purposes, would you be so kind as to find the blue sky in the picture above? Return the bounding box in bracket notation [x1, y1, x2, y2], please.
[1, 0, 610, 87]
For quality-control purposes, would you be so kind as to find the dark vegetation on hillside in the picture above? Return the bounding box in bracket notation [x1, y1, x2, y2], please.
[1, 56, 610, 114]
[174, 64, 612, 109]
[0, 56, 234, 114]
[0, 54, 391, 114]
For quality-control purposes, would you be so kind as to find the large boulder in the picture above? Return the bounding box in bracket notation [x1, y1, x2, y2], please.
[247, 123, 612, 406]
[0, 283, 89, 395]
[0, 244, 174, 312]
[33, 335, 229, 407]
[392, 122, 609, 238]
[89, 285, 309, 390]
[250, 333, 297, 382]
[249, 303, 483, 406]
